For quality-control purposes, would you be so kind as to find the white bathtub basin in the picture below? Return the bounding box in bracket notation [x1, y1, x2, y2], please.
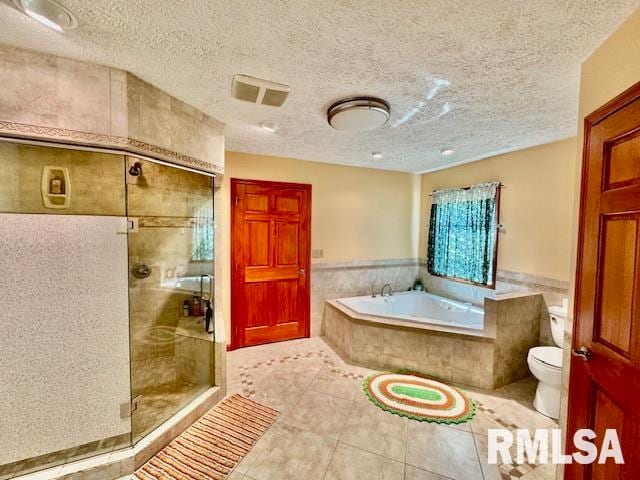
[336, 291, 483, 330]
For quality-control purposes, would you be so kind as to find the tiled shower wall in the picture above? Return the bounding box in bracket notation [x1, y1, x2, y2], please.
[126, 157, 216, 441]
[0, 143, 218, 478]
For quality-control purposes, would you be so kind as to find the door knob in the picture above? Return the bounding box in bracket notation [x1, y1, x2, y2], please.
[298, 268, 305, 275]
[572, 346, 592, 361]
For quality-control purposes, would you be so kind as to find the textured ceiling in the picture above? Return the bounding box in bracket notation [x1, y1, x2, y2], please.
[0, 1, 638, 172]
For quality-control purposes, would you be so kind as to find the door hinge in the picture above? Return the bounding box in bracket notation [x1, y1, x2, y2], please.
[127, 218, 139, 232]
[121, 395, 141, 418]
[234, 196, 239, 207]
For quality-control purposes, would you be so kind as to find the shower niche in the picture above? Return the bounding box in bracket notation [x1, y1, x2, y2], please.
[41, 165, 71, 209]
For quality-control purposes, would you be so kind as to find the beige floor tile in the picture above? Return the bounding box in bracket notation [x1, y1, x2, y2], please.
[495, 400, 557, 430]
[279, 390, 353, 439]
[473, 433, 502, 480]
[340, 398, 408, 462]
[324, 442, 404, 480]
[404, 465, 450, 479]
[406, 422, 483, 480]
[246, 422, 337, 480]
[464, 388, 512, 411]
[469, 408, 506, 436]
[494, 377, 538, 403]
[308, 367, 362, 401]
[250, 383, 304, 414]
[226, 337, 546, 480]
[445, 418, 473, 432]
[226, 470, 245, 480]
[268, 357, 324, 383]
[474, 430, 554, 480]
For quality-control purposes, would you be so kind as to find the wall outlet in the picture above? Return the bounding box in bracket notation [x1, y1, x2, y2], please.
[312, 249, 324, 259]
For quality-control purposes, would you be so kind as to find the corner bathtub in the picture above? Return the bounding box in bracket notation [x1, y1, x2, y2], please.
[336, 291, 483, 331]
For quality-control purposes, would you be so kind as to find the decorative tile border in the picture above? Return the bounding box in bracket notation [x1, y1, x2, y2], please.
[312, 258, 419, 272]
[237, 350, 365, 398]
[418, 260, 569, 295]
[475, 400, 560, 479]
[0, 122, 223, 175]
[495, 269, 569, 295]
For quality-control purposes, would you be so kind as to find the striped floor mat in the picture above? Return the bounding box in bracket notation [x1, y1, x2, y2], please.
[134, 394, 279, 480]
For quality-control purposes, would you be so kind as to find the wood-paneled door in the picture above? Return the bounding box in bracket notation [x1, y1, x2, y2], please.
[231, 179, 311, 349]
[567, 81, 640, 479]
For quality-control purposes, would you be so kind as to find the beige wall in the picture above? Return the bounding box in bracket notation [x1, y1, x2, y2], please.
[220, 151, 421, 338]
[419, 138, 578, 282]
[569, 6, 640, 307]
[557, 8, 640, 477]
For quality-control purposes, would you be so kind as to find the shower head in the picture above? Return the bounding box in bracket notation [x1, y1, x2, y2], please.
[129, 162, 143, 177]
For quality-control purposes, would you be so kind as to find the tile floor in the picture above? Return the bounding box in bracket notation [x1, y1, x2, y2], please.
[225, 337, 558, 480]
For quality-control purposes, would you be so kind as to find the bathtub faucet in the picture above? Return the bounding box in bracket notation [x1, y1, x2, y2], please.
[381, 283, 393, 297]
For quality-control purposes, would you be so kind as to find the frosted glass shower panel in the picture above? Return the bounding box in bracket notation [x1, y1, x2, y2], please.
[0, 214, 131, 465]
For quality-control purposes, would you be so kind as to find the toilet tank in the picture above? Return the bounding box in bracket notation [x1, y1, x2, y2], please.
[549, 303, 568, 348]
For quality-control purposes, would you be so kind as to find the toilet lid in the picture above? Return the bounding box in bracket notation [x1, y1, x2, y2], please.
[529, 346, 563, 369]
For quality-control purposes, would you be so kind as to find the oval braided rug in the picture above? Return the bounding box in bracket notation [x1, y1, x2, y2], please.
[363, 371, 476, 424]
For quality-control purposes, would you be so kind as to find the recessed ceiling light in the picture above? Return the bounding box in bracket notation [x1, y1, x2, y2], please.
[371, 152, 383, 159]
[13, 0, 78, 32]
[328, 97, 390, 132]
[441, 148, 455, 156]
[260, 122, 278, 133]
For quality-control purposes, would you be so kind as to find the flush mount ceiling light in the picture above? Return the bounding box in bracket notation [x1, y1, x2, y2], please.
[371, 152, 383, 159]
[12, 0, 78, 31]
[441, 148, 455, 156]
[327, 97, 390, 132]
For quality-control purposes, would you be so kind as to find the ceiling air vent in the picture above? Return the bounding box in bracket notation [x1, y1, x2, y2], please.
[231, 74, 291, 107]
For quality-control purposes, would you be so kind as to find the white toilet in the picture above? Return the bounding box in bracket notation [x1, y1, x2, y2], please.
[528, 301, 568, 419]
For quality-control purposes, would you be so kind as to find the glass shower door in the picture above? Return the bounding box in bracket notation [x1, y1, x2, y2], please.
[126, 157, 215, 443]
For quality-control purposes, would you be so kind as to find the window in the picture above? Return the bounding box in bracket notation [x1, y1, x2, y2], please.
[427, 182, 500, 287]
[192, 201, 214, 261]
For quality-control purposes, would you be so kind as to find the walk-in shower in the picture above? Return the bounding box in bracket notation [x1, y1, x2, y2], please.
[0, 141, 216, 477]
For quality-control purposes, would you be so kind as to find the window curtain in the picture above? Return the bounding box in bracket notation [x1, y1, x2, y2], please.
[191, 201, 214, 261]
[427, 182, 499, 286]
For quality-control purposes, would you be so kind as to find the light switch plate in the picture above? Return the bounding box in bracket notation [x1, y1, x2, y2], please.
[312, 249, 324, 259]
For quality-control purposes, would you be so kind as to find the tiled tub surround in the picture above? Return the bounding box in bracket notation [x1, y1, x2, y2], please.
[322, 292, 542, 389]
[0, 45, 224, 174]
[310, 258, 419, 337]
[420, 266, 570, 345]
[308, 258, 568, 346]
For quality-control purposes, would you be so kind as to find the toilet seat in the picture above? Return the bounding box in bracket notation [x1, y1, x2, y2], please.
[529, 346, 562, 369]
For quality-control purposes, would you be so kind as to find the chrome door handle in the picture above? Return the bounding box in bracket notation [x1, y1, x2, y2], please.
[298, 268, 305, 275]
[572, 346, 592, 361]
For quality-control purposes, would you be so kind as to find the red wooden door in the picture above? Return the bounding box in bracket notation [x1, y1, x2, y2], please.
[231, 179, 311, 349]
[567, 82, 640, 479]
